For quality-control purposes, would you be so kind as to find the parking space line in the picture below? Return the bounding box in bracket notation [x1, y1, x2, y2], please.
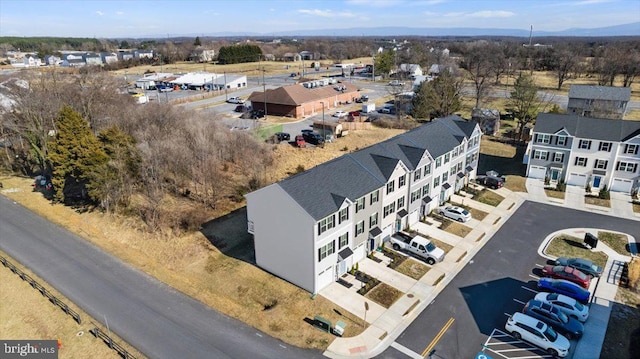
[486, 340, 521, 345]
[529, 274, 539, 280]
[495, 347, 541, 352]
[513, 298, 525, 305]
[521, 286, 538, 294]
[484, 328, 554, 359]
[504, 312, 512, 317]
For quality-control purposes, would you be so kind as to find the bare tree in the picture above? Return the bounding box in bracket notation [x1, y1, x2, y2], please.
[460, 43, 495, 108]
[551, 44, 580, 89]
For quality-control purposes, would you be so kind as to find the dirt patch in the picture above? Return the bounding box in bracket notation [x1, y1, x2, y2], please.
[394, 259, 430, 280]
[585, 196, 611, 208]
[364, 283, 403, 308]
[474, 190, 505, 207]
[545, 189, 566, 199]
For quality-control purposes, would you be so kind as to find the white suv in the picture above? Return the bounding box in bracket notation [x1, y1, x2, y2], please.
[505, 312, 570, 358]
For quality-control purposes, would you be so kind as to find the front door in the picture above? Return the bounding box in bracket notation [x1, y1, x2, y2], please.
[338, 260, 346, 276]
[593, 176, 601, 188]
[369, 238, 375, 252]
[395, 219, 402, 232]
[550, 168, 560, 181]
[439, 190, 446, 205]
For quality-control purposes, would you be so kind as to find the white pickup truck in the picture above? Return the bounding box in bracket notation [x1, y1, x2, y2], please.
[390, 232, 445, 265]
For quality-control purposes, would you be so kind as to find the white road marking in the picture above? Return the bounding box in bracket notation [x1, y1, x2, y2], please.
[513, 298, 526, 305]
[529, 274, 540, 280]
[390, 341, 423, 359]
[521, 286, 539, 294]
[535, 264, 544, 268]
[255, 333, 263, 337]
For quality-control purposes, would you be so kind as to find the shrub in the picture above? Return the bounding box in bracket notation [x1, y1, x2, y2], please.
[544, 176, 550, 185]
[555, 179, 566, 192]
[294, 164, 305, 174]
[599, 184, 610, 200]
[585, 182, 591, 193]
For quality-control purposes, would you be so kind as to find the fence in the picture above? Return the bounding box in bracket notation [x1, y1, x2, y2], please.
[89, 326, 138, 359]
[0, 255, 82, 324]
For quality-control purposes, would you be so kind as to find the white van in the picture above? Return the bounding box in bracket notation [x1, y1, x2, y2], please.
[505, 312, 570, 358]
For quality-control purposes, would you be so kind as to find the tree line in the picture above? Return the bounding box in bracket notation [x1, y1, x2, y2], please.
[0, 69, 273, 232]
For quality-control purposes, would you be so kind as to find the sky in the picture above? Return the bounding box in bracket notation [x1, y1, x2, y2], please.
[1, 0, 639, 38]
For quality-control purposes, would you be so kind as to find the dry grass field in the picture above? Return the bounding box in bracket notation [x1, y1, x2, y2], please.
[0, 126, 405, 351]
[0, 250, 140, 359]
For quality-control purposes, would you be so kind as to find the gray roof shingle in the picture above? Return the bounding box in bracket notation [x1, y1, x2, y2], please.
[533, 113, 640, 142]
[276, 115, 476, 220]
[568, 85, 631, 102]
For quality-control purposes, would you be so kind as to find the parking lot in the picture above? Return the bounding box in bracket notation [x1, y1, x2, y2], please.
[380, 201, 639, 359]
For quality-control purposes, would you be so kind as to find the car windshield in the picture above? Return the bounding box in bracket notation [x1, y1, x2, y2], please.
[574, 301, 584, 311]
[426, 242, 436, 252]
[544, 326, 558, 342]
[461, 210, 469, 215]
[557, 310, 569, 324]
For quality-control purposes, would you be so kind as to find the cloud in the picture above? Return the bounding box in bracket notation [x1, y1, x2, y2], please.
[96, 10, 104, 16]
[345, 0, 402, 7]
[572, 0, 614, 4]
[444, 10, 514, 18]
[416, 0, 448, 5]
[116, 11, 124, 16]
[297, 9, 357, 18]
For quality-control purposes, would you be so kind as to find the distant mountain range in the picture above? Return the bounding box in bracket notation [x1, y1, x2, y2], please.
[153, 22, 640, 39]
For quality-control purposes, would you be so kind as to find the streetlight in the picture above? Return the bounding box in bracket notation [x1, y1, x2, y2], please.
[262, 67, 267, 118]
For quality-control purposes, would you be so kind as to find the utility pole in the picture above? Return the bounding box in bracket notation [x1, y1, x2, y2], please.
[223, 71, 228, 101]
[262, 67, 267, 118]
[321, 101, 325, 147]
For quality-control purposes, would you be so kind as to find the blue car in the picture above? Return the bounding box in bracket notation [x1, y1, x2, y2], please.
[537, 278, 590, 304]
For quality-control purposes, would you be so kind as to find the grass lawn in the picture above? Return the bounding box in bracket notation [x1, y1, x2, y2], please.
[504, 175, 527, 193]
[545, 189, 566, 199]
[449, 201, 488, 220]
[474, 190, 505, 207]
[0, 250, 134, 359]
[585, 196, 611, 208]
[427, 237, 454, 255]
[364, 283, 403, 308]
[598, 231, 631, 255]
[440, 220, 472, 238]
[544, 234, 608, 269]
[394, 259, 430, 280]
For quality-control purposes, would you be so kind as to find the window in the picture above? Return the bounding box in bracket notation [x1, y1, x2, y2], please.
[422, 184, 430, 197]
[424, 164, 431, 176]
[435, 157, 442, 168]
[599, 142, 611, 152]
[397, 196, 405, 209]
[579, 140, 592, 150]
[369, 213, 378, 228]
[617, 161, 638, 172]
[339, 208, 349, 223]
[457, 162, 463, 172]
[453, 147, 459, 157]
[411, 189, 421, 203]
[442, 172, 448, 183]
[574, 157, 587, 167]
[533, 150, 548, 160]
[414, 170, 422, 181]
[355, 197, 365, 213]
[318, 215, 335, 235]
[553, 152, 564, 163]
[386, 180, 395, 194]
[624, 144, 639, 155]
[355, 221, 365, 236]
[338, 233, 349, 249]
[444, 153, 450, 164]
[383, 203, 396, 218]
[450, 166, 456, 175]
[370, 190, 379, 205]
[318, 240, 335, 261]
[594, 159, 608, 170]
[536, 134, 551, 144]
[398, 175, 406, 187]
[434, 176, 440, 187]
[556, 136, 566, 146]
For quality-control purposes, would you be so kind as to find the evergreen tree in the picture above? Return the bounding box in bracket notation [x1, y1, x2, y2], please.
[374, 49, 395, 78]
[194, 36, 201, 47]
[48, 105, 108, 203]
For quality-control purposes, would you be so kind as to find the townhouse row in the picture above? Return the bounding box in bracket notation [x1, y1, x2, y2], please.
[526, 113, 640, 193]
[246, 116, 482, 294]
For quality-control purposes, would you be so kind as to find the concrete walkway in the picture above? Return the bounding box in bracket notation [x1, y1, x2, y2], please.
[324, 180, 638, 359]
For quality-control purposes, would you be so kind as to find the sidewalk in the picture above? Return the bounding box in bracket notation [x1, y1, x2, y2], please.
[324, 188, 526, 359]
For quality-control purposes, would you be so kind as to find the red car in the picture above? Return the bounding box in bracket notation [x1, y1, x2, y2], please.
[295, 135, 306, 148]
[542, 265, 591, 288]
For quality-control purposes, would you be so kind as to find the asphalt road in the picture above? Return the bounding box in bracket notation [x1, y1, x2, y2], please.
[0, 195, 322, 359]
[380, 201, 640, 359]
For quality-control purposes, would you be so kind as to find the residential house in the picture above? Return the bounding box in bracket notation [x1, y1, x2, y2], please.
[526, 113, 640, 194]
[471, 108, 501, 136]
[246, 116, 481, 293]
[44, 55, 62, 66]
[282, 52, 301, 62]
[300, 51, 314, 60]
[135, 49, 154, 59]
[101, 52, 118, 64]
[247, 81, 360, 119]
[84, 53, 103, 66]
[61, 53, 85, 67]
[567, 85, 631, 120]
[119, 52, 135, 61]
[399, 64, 423, 79]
